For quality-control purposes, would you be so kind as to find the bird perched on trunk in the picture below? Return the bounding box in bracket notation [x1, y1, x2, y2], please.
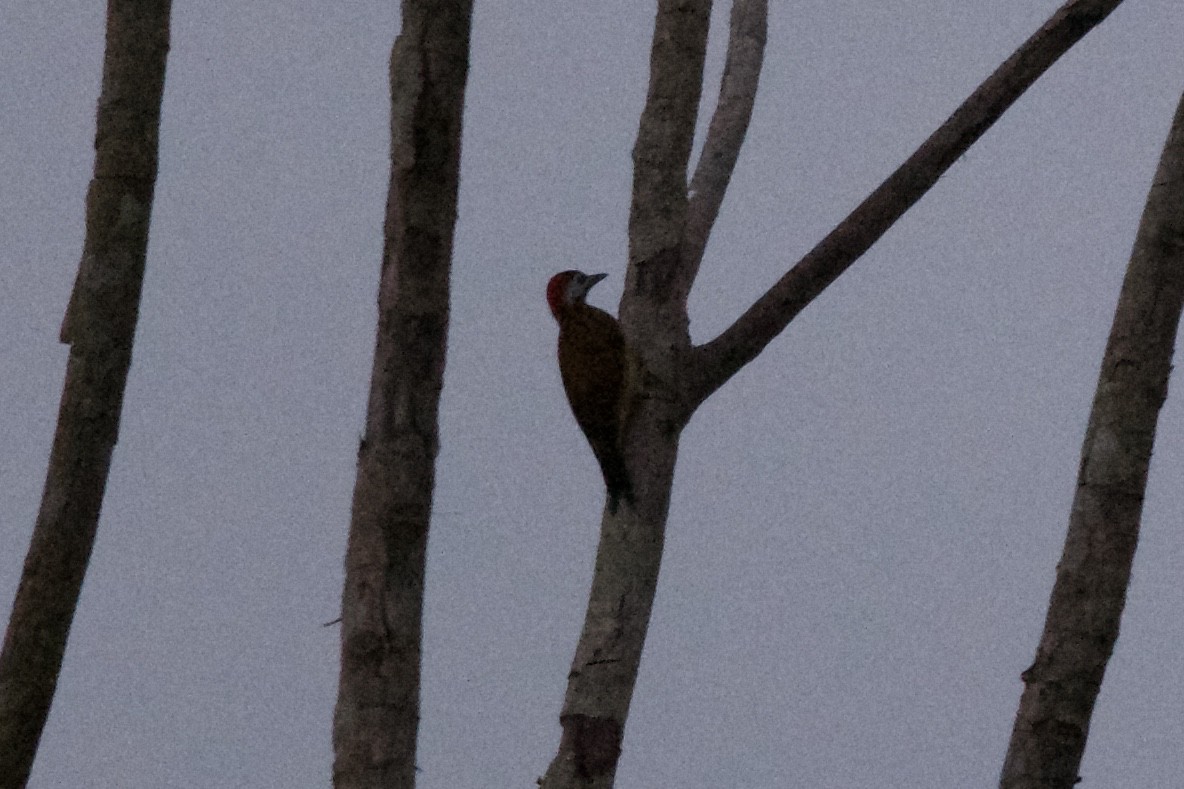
[547, 270, 634, 514]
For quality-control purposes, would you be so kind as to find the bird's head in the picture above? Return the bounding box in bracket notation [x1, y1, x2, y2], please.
[546, 270, 607, 318]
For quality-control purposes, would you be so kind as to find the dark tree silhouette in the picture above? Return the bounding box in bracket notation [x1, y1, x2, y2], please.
[331, 2, 473, 788]
[0, 2, 171, 784]
[1000, 89, 1184, 789]
[540, 1, 1126, 786]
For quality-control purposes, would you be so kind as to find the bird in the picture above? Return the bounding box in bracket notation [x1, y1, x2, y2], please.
[547, 270, 634, 514]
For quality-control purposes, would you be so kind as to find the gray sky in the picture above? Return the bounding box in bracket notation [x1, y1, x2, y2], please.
[4, 1, 1184, 786]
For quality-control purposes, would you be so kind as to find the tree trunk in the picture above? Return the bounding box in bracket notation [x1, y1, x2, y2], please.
[0, 2, 170, 785]
[541, 4, 714, 786]
[539, 408, 685, 788]
[331, 3, 472, 787]
[999, 89, 1184, 789]
[542, 1, 1125, 785]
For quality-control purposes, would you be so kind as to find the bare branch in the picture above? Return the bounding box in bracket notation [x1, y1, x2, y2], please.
[619, 0, 711, 352]
[999, 88, 1184, 789]
[687, 0, 1125, 407]
[682, 0, 768, 280]
[0, 1, 170, 782]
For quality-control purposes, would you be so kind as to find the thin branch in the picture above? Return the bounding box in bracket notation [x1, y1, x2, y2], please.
[687, 0, 1125, 406]
[999, 88, 1184, 789]
[682, 0, 767, 282]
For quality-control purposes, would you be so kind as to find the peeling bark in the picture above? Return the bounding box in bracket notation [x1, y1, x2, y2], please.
[331, 3, 472, 788]
[0, 2, 171, 785]
[999, 89, 1184, 789]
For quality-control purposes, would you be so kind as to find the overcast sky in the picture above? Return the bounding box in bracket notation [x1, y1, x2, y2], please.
[4, 1, 1184, 787]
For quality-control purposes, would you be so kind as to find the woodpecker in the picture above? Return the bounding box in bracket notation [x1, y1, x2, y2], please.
[547, 270, 634, 514]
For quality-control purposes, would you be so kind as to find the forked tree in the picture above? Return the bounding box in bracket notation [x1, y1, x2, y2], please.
[332, 1, 1183, 788]
[1, 1, 1172, 788]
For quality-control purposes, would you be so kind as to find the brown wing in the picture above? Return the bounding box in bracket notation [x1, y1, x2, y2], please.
[557, 305, 632, 508]
[558, 305, 625, 439]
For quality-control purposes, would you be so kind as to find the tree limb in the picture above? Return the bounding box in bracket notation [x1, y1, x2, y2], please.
[0, 1, 171, 783]
[620, 0, 711, 354]
[999, 88, 1184, 789]
[682, 0, 767, 283]
[687, 0, 1125, 407]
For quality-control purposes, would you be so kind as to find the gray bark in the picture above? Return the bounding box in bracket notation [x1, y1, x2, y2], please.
[999, 90, 1184, 789]
[0, 2, 170, 785]
[331, 2, 472, 788]
[682, 0, 767, 280]
[543, 0, 1124, 785]
[540, 3, 712, 786]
